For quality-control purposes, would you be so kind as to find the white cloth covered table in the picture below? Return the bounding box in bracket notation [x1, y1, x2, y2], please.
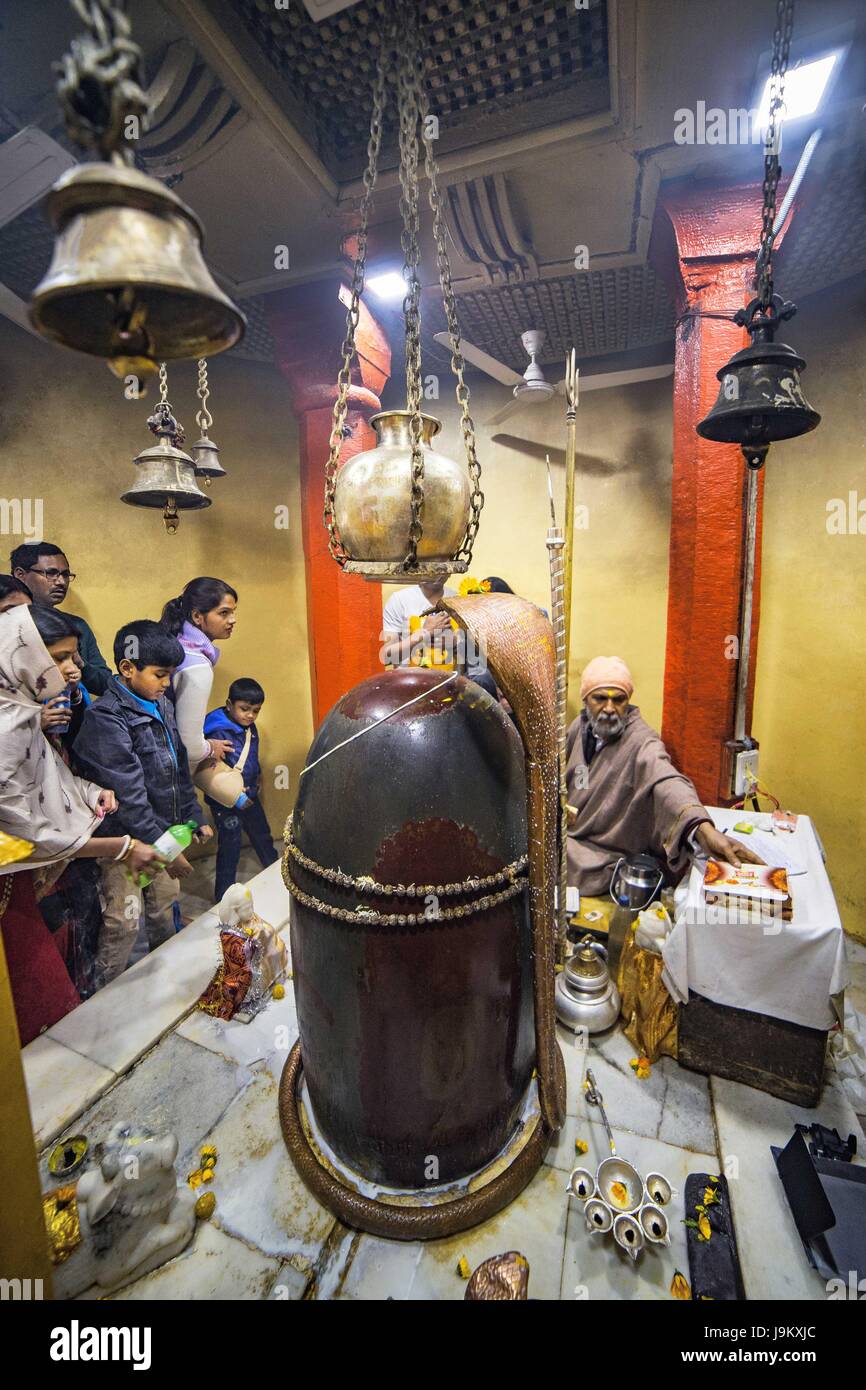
[662, 809, 849, 1031]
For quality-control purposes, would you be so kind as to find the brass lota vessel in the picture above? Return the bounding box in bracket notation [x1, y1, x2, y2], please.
[334, 411, 471, 579]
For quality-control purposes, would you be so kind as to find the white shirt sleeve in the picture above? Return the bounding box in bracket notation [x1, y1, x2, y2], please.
[382, 591, 407, 635]
[173, 661, 213, 767]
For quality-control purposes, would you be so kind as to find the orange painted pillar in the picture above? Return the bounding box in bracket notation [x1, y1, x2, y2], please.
[267, 281, 391, 727]
[650, 180, 791, 805]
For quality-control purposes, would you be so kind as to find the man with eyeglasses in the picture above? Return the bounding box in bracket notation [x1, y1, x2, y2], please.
[566, 655, 762, 895]
[10, 541, 112, 694]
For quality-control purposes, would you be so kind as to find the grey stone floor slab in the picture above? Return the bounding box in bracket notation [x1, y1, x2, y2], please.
[41, 1032, 254, 1180]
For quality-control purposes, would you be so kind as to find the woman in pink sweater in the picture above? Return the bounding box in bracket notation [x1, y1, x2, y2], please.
[161, 577, 239, 771]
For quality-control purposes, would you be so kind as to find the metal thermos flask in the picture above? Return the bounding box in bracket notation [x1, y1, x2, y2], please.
[606, 853, 664, 976]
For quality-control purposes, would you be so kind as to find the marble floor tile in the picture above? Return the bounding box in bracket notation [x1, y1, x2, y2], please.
[547, 1109, 597, 1174]
[47, 914, 219, 1075]
[336, 1234, 424, 1301]
[710, 1073, 865, 1301]
[556, 1022, 590, 1116]
[245, 859, 290, 929]
[562, 1125, 717, 1301]
[306, 1227, 360, 1301]
[176, 986, 298, 1070]
[109, 1219, 284, 1301]
[204, 1057, 336, 1264]
[336, 1162, 568, 1301]
[22, 1036, 116, 1150]
[45, 1033, 254, 1179]
[845, 937, 866, 1017]
[267, 1261, 314, 1301]
[46, 861, 286, 1078]
[580, 1026, 716, 1154]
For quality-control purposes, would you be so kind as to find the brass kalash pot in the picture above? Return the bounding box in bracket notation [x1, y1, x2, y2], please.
[333, 411, 470, 571]
[322, 5, 482, 584]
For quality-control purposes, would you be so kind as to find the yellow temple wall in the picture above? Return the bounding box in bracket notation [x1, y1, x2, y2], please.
[382, 372, 675, 738]
[0, 324, 312, 835]
[754, 275, 866, 943]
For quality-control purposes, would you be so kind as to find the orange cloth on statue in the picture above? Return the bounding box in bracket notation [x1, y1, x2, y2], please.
[198, 930, 253, 1020]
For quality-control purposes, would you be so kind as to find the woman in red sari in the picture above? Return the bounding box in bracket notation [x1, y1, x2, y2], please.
[0, 606, 165, 1044]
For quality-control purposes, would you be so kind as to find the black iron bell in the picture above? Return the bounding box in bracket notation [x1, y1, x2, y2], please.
[697, 295, 820, 451]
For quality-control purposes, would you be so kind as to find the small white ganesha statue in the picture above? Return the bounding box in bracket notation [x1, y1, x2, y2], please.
[75, 1123, 196, 1292]
[219, 882, 288, 999]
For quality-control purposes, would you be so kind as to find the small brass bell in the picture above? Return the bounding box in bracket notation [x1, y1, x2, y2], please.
[191, 358, 226, 485]
[30, 161, 246, 368]
[697, 295, 820, 455]
[190, 435, 226, 486]
[122, 395, 211, 533]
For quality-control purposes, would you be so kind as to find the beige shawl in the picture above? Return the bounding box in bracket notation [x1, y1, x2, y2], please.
[566, 706, 708, 896]
[0, 605, 102, 871]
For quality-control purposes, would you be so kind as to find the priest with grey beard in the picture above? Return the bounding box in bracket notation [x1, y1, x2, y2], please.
[565, 656, 762, 896]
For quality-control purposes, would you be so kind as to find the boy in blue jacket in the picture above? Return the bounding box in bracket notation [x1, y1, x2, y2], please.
[73, 620, 211, 984]
[203, 677, 278, 901]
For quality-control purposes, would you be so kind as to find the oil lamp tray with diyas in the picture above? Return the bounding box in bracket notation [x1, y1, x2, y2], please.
[565, 1068, 677, 1260]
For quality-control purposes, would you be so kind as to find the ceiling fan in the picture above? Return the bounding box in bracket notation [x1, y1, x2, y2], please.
[433, 328, 674, 427]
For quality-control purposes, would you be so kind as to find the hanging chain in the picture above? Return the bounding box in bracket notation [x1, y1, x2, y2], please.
[417, 56, 484, 561]
[148, 361, 183, 444]
[755, 0, 796, 307]
[323, 0, 484, 570]
[322, 34, 388, 567]
[56, 0, 150, 162]
[196, 358, 213, 435]
[396, 3, 427, 570]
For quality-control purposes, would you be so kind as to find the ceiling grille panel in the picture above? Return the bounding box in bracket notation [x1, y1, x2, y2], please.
[228, 0, 609, 177]
[424, 265, 676, 370]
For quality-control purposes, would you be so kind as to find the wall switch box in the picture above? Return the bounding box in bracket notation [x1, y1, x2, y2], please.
[722, 738, 760, 799]
[734, 748, 760, 797]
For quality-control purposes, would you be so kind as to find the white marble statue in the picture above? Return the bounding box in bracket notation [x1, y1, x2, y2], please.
[218, 882, 288, 1000]
[74, 1123, 196, 1292]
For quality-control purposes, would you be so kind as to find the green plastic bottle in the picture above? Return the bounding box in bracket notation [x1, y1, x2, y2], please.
[132, 820, 198, 888]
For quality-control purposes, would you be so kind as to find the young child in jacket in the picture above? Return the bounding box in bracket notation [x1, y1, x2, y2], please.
[73, 620, 212, 984]
[203, 677, 278, 901]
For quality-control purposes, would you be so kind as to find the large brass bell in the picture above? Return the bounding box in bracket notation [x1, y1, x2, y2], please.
[333, 411, 471, 581]
[29, 161, 245, 368]
[122, 398, 210, 534]
[697, 295, 820, 456]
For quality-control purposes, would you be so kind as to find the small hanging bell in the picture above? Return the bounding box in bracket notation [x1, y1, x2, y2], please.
[190, 358, 226, 485]
[122, 389, 211, 533]
[697, 295, 820, 454]
[190, 435, 226, 485]
[30, 161, 245, 369]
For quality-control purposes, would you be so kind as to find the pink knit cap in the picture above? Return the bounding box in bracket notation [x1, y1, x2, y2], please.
[579, 655, 634, 702]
